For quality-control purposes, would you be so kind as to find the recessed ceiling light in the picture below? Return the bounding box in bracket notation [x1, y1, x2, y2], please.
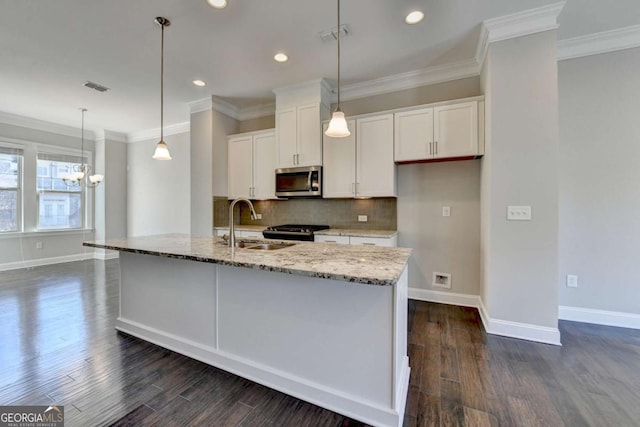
[207, 0, 227, 9]
[192, 79, 206, 87]
[405, 11, 424, 25]
[274, 53, 289, 63]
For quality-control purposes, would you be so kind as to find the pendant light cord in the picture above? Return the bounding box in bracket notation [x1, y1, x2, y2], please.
[80, 108, 86, 169]
[160, 22, 164, 142]
[337, 0, 341, 109]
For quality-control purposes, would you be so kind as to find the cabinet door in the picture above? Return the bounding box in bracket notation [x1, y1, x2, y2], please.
[275, 108, 297, 168]
[394, 108, 434, 161]
[356, 114, 396, 197]
[253, 131, 276, 199]
[315, 235, 350, 244]
[433, 101, 478, 159]
[322, 120, 356, 198]
[228, 136, 253, 199]
[297, 104, 322, 166]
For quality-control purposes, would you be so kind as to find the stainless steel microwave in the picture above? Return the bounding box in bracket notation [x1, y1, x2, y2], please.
[275, 166, 322, 198]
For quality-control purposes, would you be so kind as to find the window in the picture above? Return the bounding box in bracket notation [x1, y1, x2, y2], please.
[37, 153, 85, 230]
[0, 146, 23, 232]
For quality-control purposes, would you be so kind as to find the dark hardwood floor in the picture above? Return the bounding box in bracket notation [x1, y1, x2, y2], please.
[1, 260, 639, 426]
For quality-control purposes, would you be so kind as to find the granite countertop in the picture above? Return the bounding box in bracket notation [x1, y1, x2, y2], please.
[84, 234, 411, 286]
[314, 228, 398, 238]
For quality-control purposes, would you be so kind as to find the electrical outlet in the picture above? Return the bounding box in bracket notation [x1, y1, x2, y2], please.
[566, 274, 578, 288]
[358, 215, 368, 222]
[442, 206, 451, 217]
[36, 241, 43, 249]
[254, 213, 262, 220]
[507, 205, 532, 221]
[433, 272, 451, 289]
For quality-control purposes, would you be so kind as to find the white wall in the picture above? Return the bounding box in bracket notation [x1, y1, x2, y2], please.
[398, 161, 480, 295]
[127, 132, 190, 236]
[480, 30, 560, 335]
[558, 47, 640, 315]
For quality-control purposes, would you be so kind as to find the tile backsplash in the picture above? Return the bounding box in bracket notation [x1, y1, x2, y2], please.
[213, 197, 396, 230]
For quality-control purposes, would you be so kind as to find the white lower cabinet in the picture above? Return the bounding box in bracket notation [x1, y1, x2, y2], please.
[228, 129, 276, 199]
[315, 234, 397, 247]
[238, 230, 263, 239]
[314, 235, 350, 244]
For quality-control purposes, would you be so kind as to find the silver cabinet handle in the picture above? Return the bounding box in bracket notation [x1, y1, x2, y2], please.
[326, 240, 337, 243]
[296, 154, 300, 164]
[435, 141, 438, 155]
[293, 154, 296, 165]
[361, 242, 376, 246]
[429, 142, 433, 155]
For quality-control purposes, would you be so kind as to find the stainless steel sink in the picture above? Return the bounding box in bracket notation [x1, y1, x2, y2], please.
[246, 243, 296, 251]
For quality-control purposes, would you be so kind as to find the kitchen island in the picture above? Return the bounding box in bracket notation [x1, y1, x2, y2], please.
[84, 234, 411, 427]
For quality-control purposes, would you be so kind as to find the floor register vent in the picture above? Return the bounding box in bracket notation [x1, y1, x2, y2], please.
[433, 272, 451, 289]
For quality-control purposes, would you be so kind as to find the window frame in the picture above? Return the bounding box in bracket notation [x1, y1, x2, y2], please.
[0, 144, 24, 233]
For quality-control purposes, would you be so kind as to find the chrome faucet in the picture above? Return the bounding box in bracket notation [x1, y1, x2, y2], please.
[228, 197, 258, 248]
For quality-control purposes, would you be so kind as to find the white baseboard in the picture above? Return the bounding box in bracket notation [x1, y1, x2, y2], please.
[408, 287, 561, 346]
[93, 250, 120, 261]
[0, 252, 95, 272]
[0, 250, 118, 271]
[559, 305, 640, 330]
[408, 287, 481, 308]
[479, 299, 561, 346]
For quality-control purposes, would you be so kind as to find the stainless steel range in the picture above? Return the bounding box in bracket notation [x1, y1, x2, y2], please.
[262, 224, 330, 241]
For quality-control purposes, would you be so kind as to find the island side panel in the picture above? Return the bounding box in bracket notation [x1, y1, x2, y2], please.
[393, 265, 410, 412]
[216, 265, 394, 409]
[118, 252, 217, 348]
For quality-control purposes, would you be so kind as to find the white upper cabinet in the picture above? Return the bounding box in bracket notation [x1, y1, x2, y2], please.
[228, 129, 276, 200]
[323, 114, 396, 198]
[276, 103, 324, 168]
[433, 101, 478, 159]
[323, 120, 356, 198]
[394, 107, 434, 162]
[394, 99, 481, 162]
[357, 114, 396, 198]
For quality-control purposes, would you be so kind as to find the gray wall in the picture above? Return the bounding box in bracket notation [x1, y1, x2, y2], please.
[558, 47, 640, 315]
[190, 110, 213, 236]
[343, 77, 483, 294]
[0, 122, 96, 265]
[127, 132, 190, 236]
[238, 115, 275, 133]
[480, 30, 559, 328]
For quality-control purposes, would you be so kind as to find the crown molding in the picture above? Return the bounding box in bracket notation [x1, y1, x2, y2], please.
[483, 1, 565, 44]
[237, 103, 275, 121]
[475, 24, 491, 67]
[558, 24, 640, 61]
[188, 97, 213, 114]
[127, 121, 190, 143]
[211, 97, 241, 119]
[338, 59, 480, 102]
[0, 110, 96, 140]
[94, 129, 127, 143]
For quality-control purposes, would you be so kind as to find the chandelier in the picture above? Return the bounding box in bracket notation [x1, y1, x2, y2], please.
[61, 108, 104, 188]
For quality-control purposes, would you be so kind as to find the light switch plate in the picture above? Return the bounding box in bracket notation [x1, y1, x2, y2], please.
[358, 215, 368, 222]
[442, 206, 451, 217]
[254, 213, 262, 220]
[566, 274, 578, 288]
[507, 205, 532, 221]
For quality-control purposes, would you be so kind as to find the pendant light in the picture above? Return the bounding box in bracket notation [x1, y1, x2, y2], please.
[325, 0, 351, 138]
[61, 108, 104, 188]
[152, 17, 172, 160]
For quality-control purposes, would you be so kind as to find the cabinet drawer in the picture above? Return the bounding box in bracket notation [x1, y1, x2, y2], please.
[315, 235, 350, 244]
[238, 230, 263, 239]
[349, 236, 397, 247]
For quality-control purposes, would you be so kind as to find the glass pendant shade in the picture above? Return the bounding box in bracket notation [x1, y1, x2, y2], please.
[89, 174, 104, 184]
[152, 140, 172, 160]
[325, 110, 351, 137]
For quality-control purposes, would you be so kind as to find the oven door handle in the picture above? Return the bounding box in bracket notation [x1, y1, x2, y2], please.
[308, 171, 313, 191]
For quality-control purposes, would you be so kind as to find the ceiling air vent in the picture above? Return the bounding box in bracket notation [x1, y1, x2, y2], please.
[319, 24, 350, 42]
[83, 81, 110, 92]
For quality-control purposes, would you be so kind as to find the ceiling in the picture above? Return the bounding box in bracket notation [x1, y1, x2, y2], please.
[0, 0, 638, 135]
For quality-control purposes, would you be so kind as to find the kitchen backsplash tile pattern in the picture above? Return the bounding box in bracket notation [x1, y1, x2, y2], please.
[213, 197, 396, 230]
